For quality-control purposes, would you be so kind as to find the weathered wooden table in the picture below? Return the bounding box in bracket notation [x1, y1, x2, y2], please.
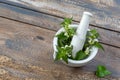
[0, 0, 120, 80]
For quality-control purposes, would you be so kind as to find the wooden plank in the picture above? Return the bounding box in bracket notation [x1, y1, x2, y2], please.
[0, 3, 63, 31]
[1, 0, 120, 32]
[0, 3, 120, 48]
[0, 17, 120, 79]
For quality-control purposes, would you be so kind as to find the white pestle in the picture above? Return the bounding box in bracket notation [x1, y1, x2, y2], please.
[71, 12, 93, 58]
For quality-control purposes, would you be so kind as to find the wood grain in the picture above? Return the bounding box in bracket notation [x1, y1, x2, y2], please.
[1, 0, 120, 32]
[0, 0, 120, 79]
[0, 3, 120, 48]
[0, 17, 120, 79]
[0, 3, 63, 31]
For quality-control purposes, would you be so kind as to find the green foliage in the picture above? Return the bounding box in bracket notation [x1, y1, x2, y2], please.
[86, 29, 104, 50]
[55, 17, 104, 63]
[96, 65, 111, 78]
[61, 17, 76, 37]
[61, 17, 72, 27]
[94, 42, 104, 51]
[75, 50, 88, 60]
[55, 45, 73, 63]
[89, 29, 100, 38]
[56, 32, 72, 47]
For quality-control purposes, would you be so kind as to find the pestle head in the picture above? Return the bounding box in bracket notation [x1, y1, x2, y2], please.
[83, 12, 93, 17]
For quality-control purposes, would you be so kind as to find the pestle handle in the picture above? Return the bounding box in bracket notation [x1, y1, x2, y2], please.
[71, 12, 93, 58]
[77, 12, 93, 37]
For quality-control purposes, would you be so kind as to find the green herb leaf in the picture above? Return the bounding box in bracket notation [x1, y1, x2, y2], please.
[62, 55, 68, 63]
[55, 46, 65, 60]
[56, 32, 66, 38]
[67, 28, 76, 37]
[55, 51, 62, 61]
[61, 17, 72, 27]
[94, 42, 104, 51]
[75, 50, 88, 60]
[60, 17, 75, 37]
[90, 29, 100, 38]
[56, 32, 68, 47]
[55, 45, 73, 63]
[95, 65, 111, 78]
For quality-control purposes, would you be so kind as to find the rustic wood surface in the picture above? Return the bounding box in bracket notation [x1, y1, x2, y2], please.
[0, 16, 119, 80]
[1, 0, 120, 32]
[0, 3, 120, 48]
[0, 0, 120, 80]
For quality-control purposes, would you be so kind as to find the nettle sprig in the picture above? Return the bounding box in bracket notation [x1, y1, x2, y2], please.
[60, 18, 76, 37]
[55, 17, 111, 77]
[75, 29, 104, 60]
[96, 65, 111, 78]
[55, 18, 75, 63]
